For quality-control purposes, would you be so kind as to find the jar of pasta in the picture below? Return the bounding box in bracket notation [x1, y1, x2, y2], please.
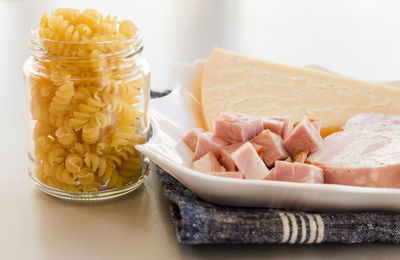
[23, 9, 150, 200]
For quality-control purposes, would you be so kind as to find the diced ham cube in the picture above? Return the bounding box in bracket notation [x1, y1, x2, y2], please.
[217, 142, 263, 171]
[192, 132, 228, 161]
[251, 130, 289, 168]
[262, 118, 284, 136]
[268, 116, 291, 139]
[251, 142, 264, 159]
[193, 151, 226, 173]
[283, 117, 323, 155]
[207, 171, 244, 179]
[217, 142, 244, 171]
[214, 111, 263, 142]
[182, 128, 205, 152]
[310, 119, 321, 133]
[231, 142, 270, 180]
[293, 118, 321, 133]
[270, 161, 324, 183]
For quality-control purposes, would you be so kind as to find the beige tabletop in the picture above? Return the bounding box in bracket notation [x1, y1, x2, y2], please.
[2, 0, 400, 259]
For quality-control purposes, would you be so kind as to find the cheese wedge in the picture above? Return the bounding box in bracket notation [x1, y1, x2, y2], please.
[201, 48, 400, 137]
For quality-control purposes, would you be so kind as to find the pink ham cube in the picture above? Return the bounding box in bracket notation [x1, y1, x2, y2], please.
[265, 116, 290, 139]
[252, 142, 264, 159]
[270, 161, 324, 183]
[310, 119, 321, 133]
[231, 142, 270, 180]
[217, 142, 244, 171]
[193, 151, 226, 173]
[262, 118, 284, 136]
[251, 130, 289, 168]
[217, 142, 263, 171]
[214, 111, 263, 142]
[283, 117, 323, 155]
[207, 171, 244, 179]
[192, 132, 228, 161]
[293, 118, 321, 133]
[182, 128, 205, 152]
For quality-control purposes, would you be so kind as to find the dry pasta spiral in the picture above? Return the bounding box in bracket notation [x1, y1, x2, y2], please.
[29, 8, 146, 193]
[49, 80, 75, 116]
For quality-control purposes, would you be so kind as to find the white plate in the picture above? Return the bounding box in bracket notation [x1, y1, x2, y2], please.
[136, 60, 400, 212]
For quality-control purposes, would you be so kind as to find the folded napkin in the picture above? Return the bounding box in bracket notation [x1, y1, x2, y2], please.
[157, 167, 400, 245]
[150, 91, 400, 245]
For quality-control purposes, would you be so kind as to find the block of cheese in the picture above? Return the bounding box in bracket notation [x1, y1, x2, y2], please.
[201, 48, 400, 137]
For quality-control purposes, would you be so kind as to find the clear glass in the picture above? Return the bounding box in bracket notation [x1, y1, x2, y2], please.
[23, 26, 150, 201]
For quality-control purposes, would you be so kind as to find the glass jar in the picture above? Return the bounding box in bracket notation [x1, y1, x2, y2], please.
[23, 25, 150, 201]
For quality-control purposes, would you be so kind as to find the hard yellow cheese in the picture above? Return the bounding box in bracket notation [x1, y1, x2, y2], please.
[201, 48, 400, 137]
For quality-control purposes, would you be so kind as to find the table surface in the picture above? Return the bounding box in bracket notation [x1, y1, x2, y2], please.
[2, 0, 400, 259]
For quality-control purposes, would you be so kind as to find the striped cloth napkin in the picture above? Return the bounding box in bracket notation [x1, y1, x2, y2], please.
[150, 91, 400, 244]
[157, 167, 400, 244]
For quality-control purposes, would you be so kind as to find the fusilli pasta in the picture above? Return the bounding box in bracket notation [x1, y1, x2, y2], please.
[29, 8, 146, 192]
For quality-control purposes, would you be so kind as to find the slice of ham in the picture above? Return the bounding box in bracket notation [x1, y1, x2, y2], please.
[307, 113, 400, 188]
[182, 128, 205, 152]
[207, 171, 244, 179]
[270, 161, 324, 183]
[343, 113, 400, 133]
[231, 142, 270, 180]
[251, 130, 289, 168]
[193, 151, 226, 173]
[214, 111, 263, 142]
[283, 116, 323, 155]
[192, 132, 228, 161]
